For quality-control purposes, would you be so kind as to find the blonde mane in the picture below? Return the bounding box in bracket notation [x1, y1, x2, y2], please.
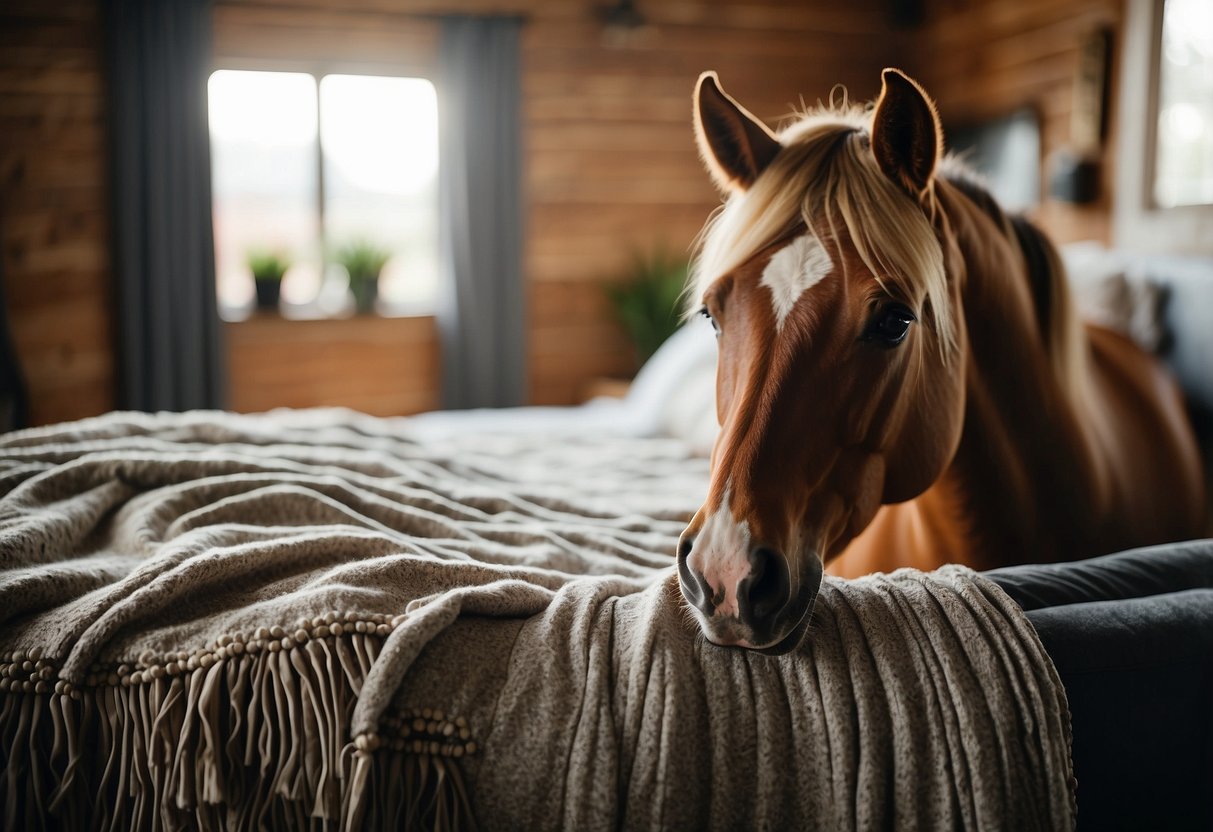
[689, 105, 956, 357]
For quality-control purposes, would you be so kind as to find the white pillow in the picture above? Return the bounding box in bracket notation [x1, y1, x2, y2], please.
[624, 317, 720, 452]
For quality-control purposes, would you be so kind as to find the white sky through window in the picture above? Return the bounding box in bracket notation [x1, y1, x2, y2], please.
[320, 75, 438, 196]
[209, 70, 317, 147]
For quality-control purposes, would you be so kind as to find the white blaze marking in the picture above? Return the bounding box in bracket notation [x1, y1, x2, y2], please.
[759, 233, 833, 329]
[686, 488, 752, 618]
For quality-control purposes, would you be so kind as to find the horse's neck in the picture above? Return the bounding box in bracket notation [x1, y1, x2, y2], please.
[925, 186, 1106, 566]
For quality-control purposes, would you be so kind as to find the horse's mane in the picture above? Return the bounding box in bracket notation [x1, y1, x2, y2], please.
[689, 105, 955, 357]
[937, 157, 1095, 424]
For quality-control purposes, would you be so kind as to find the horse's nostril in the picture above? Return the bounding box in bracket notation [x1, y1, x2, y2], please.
[745, 546, 790, 621]
[676, 536, 711, 610]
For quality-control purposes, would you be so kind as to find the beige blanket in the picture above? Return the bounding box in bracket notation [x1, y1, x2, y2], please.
[0, 410, 1074, 830]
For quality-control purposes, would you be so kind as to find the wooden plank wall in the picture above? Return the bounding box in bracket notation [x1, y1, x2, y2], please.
[912, 0, 1123, 244]
[0, 1, 115, 426]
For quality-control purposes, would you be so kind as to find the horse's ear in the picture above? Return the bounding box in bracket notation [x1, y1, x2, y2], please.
[870, 68, 943, 197]
[694, 71, 782, 193]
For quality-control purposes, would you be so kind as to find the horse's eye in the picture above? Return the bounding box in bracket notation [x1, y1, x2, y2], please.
[699, 307, 720, 337]
[862, 304, 916, 347]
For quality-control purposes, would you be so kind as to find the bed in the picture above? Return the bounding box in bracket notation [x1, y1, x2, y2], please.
[0, 319, 1079, 829]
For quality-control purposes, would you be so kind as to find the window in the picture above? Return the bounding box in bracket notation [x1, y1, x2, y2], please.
[208, 70, 440, 317]
[1153, 0, 1213, 207]
[1114, 0, 1213, 253]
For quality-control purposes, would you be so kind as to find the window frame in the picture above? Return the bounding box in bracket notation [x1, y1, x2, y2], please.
[1114, 0, 1213, 255]
[208, 58, 442, 317]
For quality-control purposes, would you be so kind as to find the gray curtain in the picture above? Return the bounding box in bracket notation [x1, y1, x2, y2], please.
[104, 0, 225, 411]
[437, 16, 526, 409]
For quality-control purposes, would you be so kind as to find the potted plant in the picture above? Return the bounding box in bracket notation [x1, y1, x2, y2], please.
[335, 240, 391, 315]
[605, 248, 690, 370]
[247, 249, 290, 311]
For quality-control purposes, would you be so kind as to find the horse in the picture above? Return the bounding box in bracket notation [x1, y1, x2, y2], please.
[675, 68, 1206, 654]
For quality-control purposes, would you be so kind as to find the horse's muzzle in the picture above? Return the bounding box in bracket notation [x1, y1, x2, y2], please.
[677, 538, 816, 652]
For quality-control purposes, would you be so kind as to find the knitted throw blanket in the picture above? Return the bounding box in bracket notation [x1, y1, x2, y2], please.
[0, 410, 1075, 830]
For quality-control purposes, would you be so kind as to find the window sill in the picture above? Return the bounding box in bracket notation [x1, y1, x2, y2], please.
[221, 302, 436, 323]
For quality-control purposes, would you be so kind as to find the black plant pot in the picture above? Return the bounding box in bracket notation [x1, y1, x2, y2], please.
[254, 279, 281, 310]
[350, 276, 379, 315]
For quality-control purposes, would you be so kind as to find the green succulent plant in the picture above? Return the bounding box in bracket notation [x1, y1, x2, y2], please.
[605, 248, 690, 368]
[335, 240, 390, 282]
[334, 240, 391, 313]
[246, 250, 290, 282]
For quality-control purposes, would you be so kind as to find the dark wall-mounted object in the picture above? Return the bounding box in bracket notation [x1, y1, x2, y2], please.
[600, 0, 645, 30]
[888, 0, 924, 28]
[1049, 149, 1102, 204]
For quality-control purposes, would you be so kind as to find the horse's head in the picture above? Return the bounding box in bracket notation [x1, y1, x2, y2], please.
[677, 69, 967, 653]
